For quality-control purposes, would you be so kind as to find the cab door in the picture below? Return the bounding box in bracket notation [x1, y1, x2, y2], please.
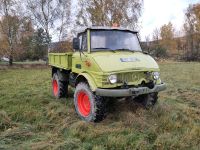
[72, 31, 88, 73]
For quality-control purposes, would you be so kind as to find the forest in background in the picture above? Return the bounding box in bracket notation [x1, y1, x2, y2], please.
[142, 4, 200, 61]
[0, 0, 200, 65]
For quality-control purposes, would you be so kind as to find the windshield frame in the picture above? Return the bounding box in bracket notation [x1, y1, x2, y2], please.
[89, 29, 142, 53]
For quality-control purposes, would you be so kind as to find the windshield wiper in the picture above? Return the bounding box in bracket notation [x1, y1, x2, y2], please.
[115, 49, 134, 52]
[93, 48, 116, 52]
[93, 47, 111, 50]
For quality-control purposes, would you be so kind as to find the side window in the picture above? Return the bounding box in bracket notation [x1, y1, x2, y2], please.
[78, 32, 87, 51]
[82, 33, 87, 51]
[78, 35, 82, 51]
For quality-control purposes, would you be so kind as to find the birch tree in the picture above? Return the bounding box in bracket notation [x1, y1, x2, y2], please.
[76, 0, 143, 29]
[184, 4, 200, 60]
[0, 0, 22, 65]
[27, 0, 71, 43]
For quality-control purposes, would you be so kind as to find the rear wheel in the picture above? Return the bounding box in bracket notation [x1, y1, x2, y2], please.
[74, 82, 107, 122]
[52, 73, 68, 99]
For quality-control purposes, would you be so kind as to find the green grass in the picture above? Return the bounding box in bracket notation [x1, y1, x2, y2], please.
[0, 61, 8, 65]
[13, 61, 46, 65]
[0, 62, 200, 150]
[0, 61, 46, 65]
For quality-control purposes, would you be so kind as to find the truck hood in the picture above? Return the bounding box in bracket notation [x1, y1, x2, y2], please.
[90, 51, 159, 72]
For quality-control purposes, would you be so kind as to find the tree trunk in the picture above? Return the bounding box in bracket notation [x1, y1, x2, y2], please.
[9, 55, 13, 66]
[9, 46, 14, 66]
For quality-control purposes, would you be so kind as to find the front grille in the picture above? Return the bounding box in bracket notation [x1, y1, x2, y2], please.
[117, 72, 145, 83]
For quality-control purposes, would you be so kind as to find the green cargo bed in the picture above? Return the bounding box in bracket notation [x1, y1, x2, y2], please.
[48, 53, 72, 70]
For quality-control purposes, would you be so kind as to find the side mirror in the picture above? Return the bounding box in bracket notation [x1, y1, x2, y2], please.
[142, 50, 149, 54]
[73, 38, 80, 50]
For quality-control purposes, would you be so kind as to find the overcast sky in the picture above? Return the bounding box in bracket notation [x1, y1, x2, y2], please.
[60, 0, 200, 41]
[140, 0, 200, 40]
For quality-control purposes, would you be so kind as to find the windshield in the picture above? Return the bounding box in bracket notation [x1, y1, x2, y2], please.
[91, 30, 142, 51]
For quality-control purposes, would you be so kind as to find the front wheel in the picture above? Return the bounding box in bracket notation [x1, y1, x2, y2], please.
[74, 82, 107, 122]
[134, 92, 158, 109]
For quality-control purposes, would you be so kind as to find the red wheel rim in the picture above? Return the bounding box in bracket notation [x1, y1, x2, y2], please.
[53, 80, 58, 96]
[77, 91, 91, 117]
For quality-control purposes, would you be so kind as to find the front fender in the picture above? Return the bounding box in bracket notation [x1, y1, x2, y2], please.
[77, 73, 97, 91]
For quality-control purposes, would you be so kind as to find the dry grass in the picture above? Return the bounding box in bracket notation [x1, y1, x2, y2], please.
[0, 62, 200, 149]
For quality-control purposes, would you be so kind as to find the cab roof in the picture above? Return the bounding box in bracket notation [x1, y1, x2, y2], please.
[78, 26, 138, 34]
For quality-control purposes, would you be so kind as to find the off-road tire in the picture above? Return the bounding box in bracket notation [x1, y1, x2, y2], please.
[52, 73, 68, 99]
[74, 82, 107, 122]
[134, 92, 158, 109]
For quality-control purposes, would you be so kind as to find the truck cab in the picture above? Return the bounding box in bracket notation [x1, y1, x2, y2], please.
[48, 26, 166, 122]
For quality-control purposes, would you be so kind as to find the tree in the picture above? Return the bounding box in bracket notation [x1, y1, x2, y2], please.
[143, 35, 150, 53]
[16, 20, 35, 61]
[26, 0, 71, 45]
[144, 27, 167, 58]
[160, 22, 176, 55]
[27, 0, 55, 46]
[184, 3, 200, 60]
[76, 0, 143, 29]
[0, 0, 23, 65]
[0, 30, 9, 58]
[30, 28, 49, 60]
[56, 0, 71, 42]
[152, 28, 160, 44]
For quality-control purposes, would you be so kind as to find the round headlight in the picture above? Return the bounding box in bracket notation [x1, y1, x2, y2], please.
[108, 75, 117, 84]
[153, 72, 160, 80]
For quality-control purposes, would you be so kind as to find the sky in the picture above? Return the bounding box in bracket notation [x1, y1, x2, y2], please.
[56, 0, 200, 42]
[140, 0, 200, 40]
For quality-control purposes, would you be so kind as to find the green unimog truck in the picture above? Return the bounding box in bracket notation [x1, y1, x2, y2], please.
[48, 26, 166, 122]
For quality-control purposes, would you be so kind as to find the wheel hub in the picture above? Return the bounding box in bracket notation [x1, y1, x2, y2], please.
[77, 91, 91, 117]
[53, 80, 58, 96]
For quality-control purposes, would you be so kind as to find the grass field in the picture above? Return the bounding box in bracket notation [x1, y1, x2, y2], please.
[0, 62, 200, 150]
[0, 61, 46, 65]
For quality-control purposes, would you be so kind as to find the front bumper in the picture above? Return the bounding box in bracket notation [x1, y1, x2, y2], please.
[96, 83, 166, 97]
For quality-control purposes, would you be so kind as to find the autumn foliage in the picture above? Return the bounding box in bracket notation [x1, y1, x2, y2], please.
[0, 0, 200, 64]
[142, 3, 200, 60]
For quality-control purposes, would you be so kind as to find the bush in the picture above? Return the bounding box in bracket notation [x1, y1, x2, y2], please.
[183, 50, 200, 61]
[151, 45, 168, 58]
